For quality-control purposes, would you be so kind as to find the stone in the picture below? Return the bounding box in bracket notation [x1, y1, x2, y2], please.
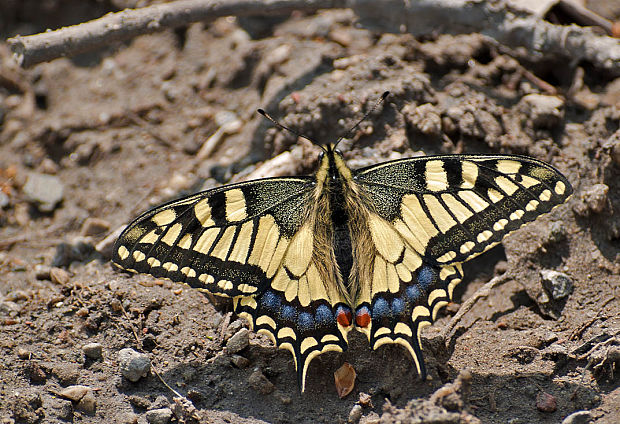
[23, 172, 64, 212]
[50, 267, 71, 285]
[248, 368, 275, 395]
[518, 94, 564, 129]
[561, 410, 591, 424]
[536, 392, 557, 412]
[225, 328, 249, 354]
[348, 404, 363, 423]
[118, 348, 151, 382]
[145, 408, 173, 424]
[76, 392, 96, 414]
[82, 342, 103, 359]
[540, 270, 573, 300]
[81, 217, 111, 236]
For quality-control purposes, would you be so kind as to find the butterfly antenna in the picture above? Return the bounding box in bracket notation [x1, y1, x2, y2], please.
[334, 91, 390, 147]
[257, 108, 324, 150]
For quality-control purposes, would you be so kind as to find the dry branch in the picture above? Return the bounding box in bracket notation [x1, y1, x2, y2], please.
[6, 0, 620, 75]
[352, 0, 620, 76]
[6, 0, 345, 68]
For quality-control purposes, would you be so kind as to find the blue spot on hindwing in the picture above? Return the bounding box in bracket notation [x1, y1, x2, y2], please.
[406, 285, 422, 302]
[391, 298, 405, 315]
[315, 304, 333, 327]
[260, 291, 280, 311]
[417, 266, 435, 290]
[298, 312, 314, 330]
[280, 305, 297, 322]
[373, 298, 390, 319]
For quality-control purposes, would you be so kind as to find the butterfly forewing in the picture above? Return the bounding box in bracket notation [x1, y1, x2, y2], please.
[354, 155, 573, 265]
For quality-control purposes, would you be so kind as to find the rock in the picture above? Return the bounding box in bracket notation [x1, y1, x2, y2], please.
[83, 342, 103, 359]
[49, 397, 73, 421]
[536, 392, 557, 412]
[518, 94, 564, 129]
[17, 348, 30, 359]
[118, 348, 151, 382]
[50, 267, 71, 285]
[349, 404, 363, 423]
[582, 184, 609, 214]
[80, 217, 111, 236]
[145, 407, 173, 424]
[561, 410, 592, 424]
[76, 392, 96, 414]
[540, 270, 573, 300]
[34, 264, 51, 280]
[230, 354, 250, 368]
[248, 368, 275, 395]
[225, 328, 249, 354]
[23, 172, 64, 212]
[52, 240, 99, 267]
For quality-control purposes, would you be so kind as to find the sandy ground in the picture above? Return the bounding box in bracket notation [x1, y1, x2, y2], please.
[0, 2, 619, 423]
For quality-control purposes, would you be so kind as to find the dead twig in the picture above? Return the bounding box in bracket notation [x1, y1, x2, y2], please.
[6, 0, 619, 76]
[353, 0, 620, 76]
[7, 0, 344, 68]
[440, 272, 512, 346]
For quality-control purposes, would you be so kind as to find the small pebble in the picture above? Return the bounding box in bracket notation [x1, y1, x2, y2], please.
[540, 270, 573, 300]
[358, 392, 373, 408]
[582, 184, 609, 213]
[230, 354, 250, 368]
[23, 172, 64, 212]
[17, 348, 30, 359]
[76, 392, 96, 414]
[81, 217, 111, 236]
[52, 240, 98, 267]
[518, 94, 564, 128]
[348, 404, 363, 423]
[34, 264, 51, 280]
[83, 342, 103, 360]
[145, 407, 173, 424]
[561, 410, 592, 424]
[225, 328, 249, 354]
[129, 395, 151, 410]
[248, 368, 275, 395]
[536, 391, 557, 412]
[50, 267, 71, 285]
[118, 348, 151, 382]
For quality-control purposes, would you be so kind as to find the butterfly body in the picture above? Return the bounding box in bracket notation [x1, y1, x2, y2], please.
[113, 141, 572, 392]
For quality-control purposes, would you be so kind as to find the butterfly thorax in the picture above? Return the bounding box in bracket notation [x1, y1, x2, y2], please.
[312, 145, 376, 311]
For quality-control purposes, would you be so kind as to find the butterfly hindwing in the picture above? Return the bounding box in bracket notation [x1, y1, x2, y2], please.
[234, 257, 351, 391]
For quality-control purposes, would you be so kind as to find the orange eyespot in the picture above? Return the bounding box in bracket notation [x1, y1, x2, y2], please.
[355, 307, 371, 328]
[336, 306, 352, 327]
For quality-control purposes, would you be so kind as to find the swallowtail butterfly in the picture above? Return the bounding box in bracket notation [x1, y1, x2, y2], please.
[113, 94, 572, 391]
